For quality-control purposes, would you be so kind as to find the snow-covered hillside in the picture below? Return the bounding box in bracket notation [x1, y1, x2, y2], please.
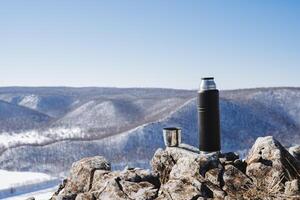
[0, 87, 193, 154]
[54, 97, 186, 136]
[0, 87, 299, 176]
[0, 100, 51, 132]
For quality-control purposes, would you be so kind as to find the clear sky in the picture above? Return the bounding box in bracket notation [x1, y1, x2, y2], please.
[0, 1, 299, 90]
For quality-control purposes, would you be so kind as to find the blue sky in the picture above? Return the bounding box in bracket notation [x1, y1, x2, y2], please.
[0, 1, 299, 89]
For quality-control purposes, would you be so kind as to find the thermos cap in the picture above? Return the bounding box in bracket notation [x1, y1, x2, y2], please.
[199, 77, 217, 91]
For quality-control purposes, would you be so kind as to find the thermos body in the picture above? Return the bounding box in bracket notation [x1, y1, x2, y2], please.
[198, 78, 221, 152]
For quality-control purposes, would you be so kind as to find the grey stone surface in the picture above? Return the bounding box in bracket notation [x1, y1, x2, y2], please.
[49, 136, 300, 200]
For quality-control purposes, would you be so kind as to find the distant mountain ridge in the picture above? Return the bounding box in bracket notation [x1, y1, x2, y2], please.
[0, 87, 194, 154]
[0, 87, 194, 131]
[0, 99, 51, 132]
[0, 87, 299, 175]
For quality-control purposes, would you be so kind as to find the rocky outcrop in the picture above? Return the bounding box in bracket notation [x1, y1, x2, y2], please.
[50, 136, 300, 200]
[51, 159, 159, 200]
[246, 136, 300, 195]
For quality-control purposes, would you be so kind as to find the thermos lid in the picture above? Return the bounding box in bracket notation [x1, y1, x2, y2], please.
[199, 77, 217, 91]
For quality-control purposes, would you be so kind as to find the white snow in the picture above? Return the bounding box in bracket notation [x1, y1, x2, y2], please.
[5, 186, 57, 200]
[19, 95, 40, 110]
[0, 170, 52, 190]
[0, 127, 85, 151]
[0, 170, 59, 199]
[0, 132, 51, 149]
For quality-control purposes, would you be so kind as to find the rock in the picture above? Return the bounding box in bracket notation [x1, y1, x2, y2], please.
[198, 155, 222, 177]
[152, 147, 225, 199]
[25, 197, 35, 200]
[75, 193, 94, 200]
[50, 193, 77, 200]
[95, 178, 157, 200]
[157, 178, 212, 200]
[49, 136, 300, 200]
[119, 168, 160, 188]
[169, 157, 201, 180]
[205, 168, 222, 187]
[219, 152, 239, 167]
[285, 179, 300, 196]
[151, 148, 176, 184]
[91, 168, 159, 200]
[205, 181, 226, 199]
[289, 145, 300, 161]
[92, 177, 130, 200]
[151, 147, 198, 184]
[153, 147, 228, 199]
[119, 179, 158, 200]
[246, 162, 272, 180]
[246, 136, 300, 193]
[59, 156, 111, 197]
[90, 170, 116, 192]
[223, 165, 252, 197]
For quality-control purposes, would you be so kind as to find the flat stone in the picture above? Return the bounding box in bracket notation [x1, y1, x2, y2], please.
[223, 165, 252, 196]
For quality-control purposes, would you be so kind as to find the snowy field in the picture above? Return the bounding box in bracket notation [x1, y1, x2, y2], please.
[0, 170, 60, 199]
[5, 186, 57, 200]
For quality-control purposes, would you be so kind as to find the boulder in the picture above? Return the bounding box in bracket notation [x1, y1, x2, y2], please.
[152, 146, 226, 199]
[48, 136, 300, 200]
[92, 168, 159, 200]
[246, 136, 300, 193]
[51, 156, 111, 199]
[151, 147, 199, 184]
[64, 156, 111, 194]
[222, 165, 252, 197]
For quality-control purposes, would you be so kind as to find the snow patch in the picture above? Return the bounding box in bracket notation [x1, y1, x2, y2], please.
[0, 170, 59, 199]
[19, 95, 40, 110]
[5, 186, 57, 200]
[0, 127, 85, 151]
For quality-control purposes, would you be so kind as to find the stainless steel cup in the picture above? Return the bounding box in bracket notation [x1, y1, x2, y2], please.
[163, 127, 181, 147]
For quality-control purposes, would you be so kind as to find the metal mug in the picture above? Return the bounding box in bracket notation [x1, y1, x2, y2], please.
[163, 127, 181, 147]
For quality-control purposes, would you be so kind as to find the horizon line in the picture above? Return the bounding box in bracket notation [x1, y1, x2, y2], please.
[0, 85, 299, 91]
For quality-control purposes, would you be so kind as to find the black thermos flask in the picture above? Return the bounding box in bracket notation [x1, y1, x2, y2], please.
[198, 77, 221, 152]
